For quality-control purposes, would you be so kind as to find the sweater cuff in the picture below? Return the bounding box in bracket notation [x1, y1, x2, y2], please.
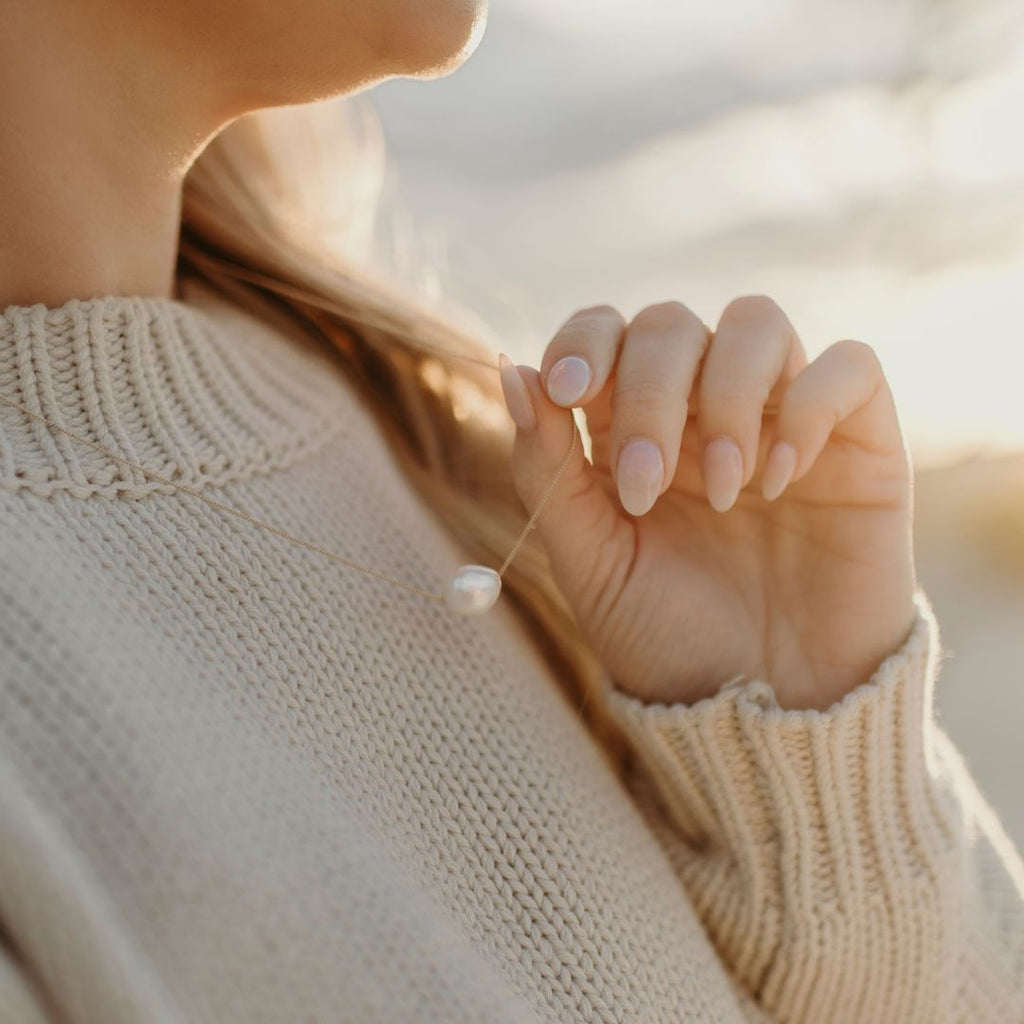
[602, 587, 957, 909]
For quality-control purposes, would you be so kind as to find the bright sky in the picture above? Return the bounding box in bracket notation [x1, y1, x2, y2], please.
[371, 0, 1024, 469]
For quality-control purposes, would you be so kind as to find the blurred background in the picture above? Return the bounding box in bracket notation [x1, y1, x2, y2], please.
[360, 0, 1023, 846]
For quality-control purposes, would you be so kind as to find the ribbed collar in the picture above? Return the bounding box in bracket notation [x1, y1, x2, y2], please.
[0, 278, 357, 498]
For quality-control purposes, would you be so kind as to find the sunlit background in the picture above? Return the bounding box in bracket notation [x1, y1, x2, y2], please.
[362, 0, 1024, 846]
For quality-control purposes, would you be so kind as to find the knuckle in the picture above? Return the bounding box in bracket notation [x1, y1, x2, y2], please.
[697, 383, 764, 436]
[722, 293, 783, 323]
[553, 307, 624, 348]
[551, 320, 607, 352]
[630, 300, 701, 333]
[612, 378, 677, 414]
[566, 305, 627, 335]
[577, 303, 626, 324]
[832, 338, 880, 370]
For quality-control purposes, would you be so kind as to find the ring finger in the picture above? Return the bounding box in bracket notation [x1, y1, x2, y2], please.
[697, 295, 808, 512]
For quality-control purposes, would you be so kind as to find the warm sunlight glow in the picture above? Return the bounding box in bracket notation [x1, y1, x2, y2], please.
[373, 11, 1024, 470]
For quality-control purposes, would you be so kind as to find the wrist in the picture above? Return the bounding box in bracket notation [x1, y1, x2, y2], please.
[765, 597, 919, 711]
[607, 593, 920, 713]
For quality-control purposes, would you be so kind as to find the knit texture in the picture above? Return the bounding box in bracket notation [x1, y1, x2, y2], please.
[0, 280, 1021, 1023]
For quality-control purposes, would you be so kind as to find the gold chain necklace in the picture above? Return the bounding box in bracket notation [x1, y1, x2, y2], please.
[0, 390, 577, 616]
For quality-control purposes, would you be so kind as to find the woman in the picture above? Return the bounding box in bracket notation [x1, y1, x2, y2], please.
[0, 0, 1020, 1021]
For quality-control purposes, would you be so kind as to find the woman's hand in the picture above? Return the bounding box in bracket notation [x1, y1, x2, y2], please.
[498, 296, 917, 710]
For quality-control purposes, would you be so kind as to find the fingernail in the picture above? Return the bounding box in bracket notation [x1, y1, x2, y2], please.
[617, 438, 664, 516]
[761, 441, 797, 501]
[498, 353, 536, 430]
[703, 436, 743, 512]
[546, 355, 591, 407]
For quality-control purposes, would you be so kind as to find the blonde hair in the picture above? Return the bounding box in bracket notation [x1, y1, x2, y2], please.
[177, 95, 626, 765]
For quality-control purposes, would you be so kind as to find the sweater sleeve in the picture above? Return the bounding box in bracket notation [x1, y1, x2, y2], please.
[601, 587, 1024, 1023]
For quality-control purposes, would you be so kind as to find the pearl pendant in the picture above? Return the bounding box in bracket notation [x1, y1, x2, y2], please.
[444, 564, 501, 615]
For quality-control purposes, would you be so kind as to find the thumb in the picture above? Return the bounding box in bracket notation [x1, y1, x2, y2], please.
[498, 356, 626, 594]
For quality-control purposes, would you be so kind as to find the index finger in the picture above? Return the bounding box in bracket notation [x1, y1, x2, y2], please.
[540, 305, 627, 409]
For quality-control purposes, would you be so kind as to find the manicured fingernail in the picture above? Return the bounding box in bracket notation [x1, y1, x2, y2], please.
[761, 441, 797, 501]
[703, 436, 743, 512]
[546, 355, 591, 407]
[498, 353, 536, 430]
[617, 438, 664, 516]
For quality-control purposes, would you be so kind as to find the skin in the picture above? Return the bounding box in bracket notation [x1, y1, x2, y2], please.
[499, 298, 918, 710]
[2, 1, 914, 712]
[0, 0, 487, 308]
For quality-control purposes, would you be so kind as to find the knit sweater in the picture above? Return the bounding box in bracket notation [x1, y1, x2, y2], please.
[0, 280, 1021, 1024]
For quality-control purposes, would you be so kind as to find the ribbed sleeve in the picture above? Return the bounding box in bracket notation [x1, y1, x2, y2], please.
[604, 587, 1024, 1023]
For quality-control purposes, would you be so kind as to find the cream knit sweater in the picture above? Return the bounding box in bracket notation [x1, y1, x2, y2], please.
[0, 279, 1021, 1024]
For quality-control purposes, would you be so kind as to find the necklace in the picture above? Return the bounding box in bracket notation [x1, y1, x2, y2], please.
[0, 390, 578, 616]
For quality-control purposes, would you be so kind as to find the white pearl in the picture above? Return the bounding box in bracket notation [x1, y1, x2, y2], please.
[444, 564, 501, 615]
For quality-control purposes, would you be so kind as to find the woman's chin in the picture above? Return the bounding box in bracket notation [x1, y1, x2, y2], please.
[399, 0, 489, 80]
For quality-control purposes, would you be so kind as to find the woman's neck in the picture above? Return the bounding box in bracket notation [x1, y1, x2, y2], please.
[0, 3, 225, 309]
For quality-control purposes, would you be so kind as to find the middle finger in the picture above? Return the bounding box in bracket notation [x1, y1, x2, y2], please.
[609, 301, 711, 517]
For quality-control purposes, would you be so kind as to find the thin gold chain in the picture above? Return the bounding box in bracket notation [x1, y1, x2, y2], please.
[0, 390, 577, 605]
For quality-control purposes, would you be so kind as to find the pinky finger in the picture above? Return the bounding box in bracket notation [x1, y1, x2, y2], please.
[760, 339, 903, 501]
